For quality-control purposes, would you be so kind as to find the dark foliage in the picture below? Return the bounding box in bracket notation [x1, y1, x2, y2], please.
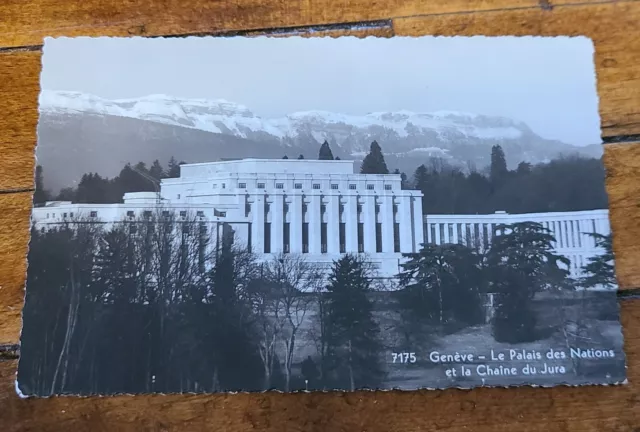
[397, 243, 486, 328]
[323, 255, 385, 390]
[33, 165, 51, 205]
[360, 141, 389, 174]
[412, 154, 608, 215]
[581, 233, 616, 289]
[318, 140, 335, 160]
[487, 222, 570, 343]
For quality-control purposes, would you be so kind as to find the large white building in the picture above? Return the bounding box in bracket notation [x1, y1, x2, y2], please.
[32, 159, 424, 278]
[32, 158, 611, 280]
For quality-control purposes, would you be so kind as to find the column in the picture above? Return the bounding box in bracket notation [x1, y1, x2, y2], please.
[399, 196, 413, 253]
[233, 222, 249, 248]
[435, 223, 441, 245]
[452, 222, 459, 244]
[271, 193, 284, 254]
[363, 194, 376, 253]
[327, 194, 340, 254]
[412, 196, 424, 251]
[598, 215, 611, 236]
[251, 193, 265, 254]
[290, 194, 303, 253]
[345, 195, 358, 253]
[381, 195, 394, 253]
[308, 193, 321, 254]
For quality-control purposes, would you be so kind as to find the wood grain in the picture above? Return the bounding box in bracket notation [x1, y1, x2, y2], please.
[0, 193, 31, 345]
[0, 0, 601, 48]
[0, 298, 636, 432]
[0, 51, 40, 191]
[1, 0, 640, 430]
[392, 0, 640, 140]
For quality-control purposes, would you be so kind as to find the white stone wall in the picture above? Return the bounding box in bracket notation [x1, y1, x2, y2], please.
[31, 159, 424, 279]
[424, 209, 612, 279]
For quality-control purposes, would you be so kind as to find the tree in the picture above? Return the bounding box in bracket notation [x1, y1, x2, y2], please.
[487, 222, 570, 343]
[360, 141, 389, 174]
[397, 243, 485, 330]
[282, 155, 289, 159]
[297, 154, 304, 160]
[516, 161, 532, 175]
[489, 144, 508, 187]
[581, 233, 616, 289]
[324, 254, 384, 390]
[167, 157, 181, 178]
[75, 173, 113, 204]
[256, 254, 321, 391]
[33, 165, 51, 205]
[56, 187, 76, 202]
[335, 156, 341, 160]
[394, 168, 409, 189]
[318, 140, 335, 160]
[412, 164, 428, 191]
[149, 160, 166, 181]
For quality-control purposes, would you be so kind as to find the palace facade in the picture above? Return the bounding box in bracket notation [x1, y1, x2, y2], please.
[32, 158, 611, 280]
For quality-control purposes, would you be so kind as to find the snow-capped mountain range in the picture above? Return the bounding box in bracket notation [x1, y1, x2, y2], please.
[37, 90, 601, 192]
[40, 90, 524, 145]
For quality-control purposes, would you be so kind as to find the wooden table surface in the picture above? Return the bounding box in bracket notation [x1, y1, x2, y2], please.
[1, 1, 639, 430]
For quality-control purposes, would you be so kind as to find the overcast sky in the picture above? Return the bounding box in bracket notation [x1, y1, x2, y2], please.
[42, 36, 600, 146]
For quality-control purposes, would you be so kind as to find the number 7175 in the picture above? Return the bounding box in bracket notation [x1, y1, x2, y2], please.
[392, 352, 417, 363]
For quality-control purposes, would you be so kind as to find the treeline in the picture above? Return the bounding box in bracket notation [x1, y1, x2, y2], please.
[412, 146, 609, 215]
[20, 210, 614, 395]
[35, 140, 608, 215]
[34, 157, 185, 205]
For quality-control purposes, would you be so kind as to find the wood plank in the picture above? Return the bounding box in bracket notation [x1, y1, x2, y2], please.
[393, 1, 640, 140]
[0, 51, 40, 191]
[0, 297, 636, 431]
[0, 0, 553, 49]
[0, 192, 31, 345]
[604, 143, 640, 289]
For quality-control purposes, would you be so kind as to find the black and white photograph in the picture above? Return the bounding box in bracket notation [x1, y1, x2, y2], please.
[18, 35, 626, 396]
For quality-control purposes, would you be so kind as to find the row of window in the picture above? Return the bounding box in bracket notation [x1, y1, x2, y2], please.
[44, 212, 75, 218]
[261, 221, 402, 254]
[245, 202, 399, 216]
[239, 182, 393, 191]
[426, 219, 602, 250]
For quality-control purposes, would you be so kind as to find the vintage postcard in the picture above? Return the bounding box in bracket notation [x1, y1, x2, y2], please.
[18, 35, 626, 395]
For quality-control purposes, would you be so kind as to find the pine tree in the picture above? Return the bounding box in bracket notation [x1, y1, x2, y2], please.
[318, 140, 335, 160]
[581, 233, 616, 289]
[360, 141, 389, 174]
[324, 254, 384, 390]
[487, 222, 570, 343]
[149, 160, 166, 181]
[412, 164, 428, 191]
[33, 165, 50, 205]
[397, 243, 485, 327]
[335, 156, 341, 160]
[490, 145, 508, 187]
[167, 157, 181, 178]
[282, 155, 289, 159]
[297, 154, 305, 160]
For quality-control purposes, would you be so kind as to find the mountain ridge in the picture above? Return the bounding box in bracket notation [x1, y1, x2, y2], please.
[37, 90, 603, 193]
